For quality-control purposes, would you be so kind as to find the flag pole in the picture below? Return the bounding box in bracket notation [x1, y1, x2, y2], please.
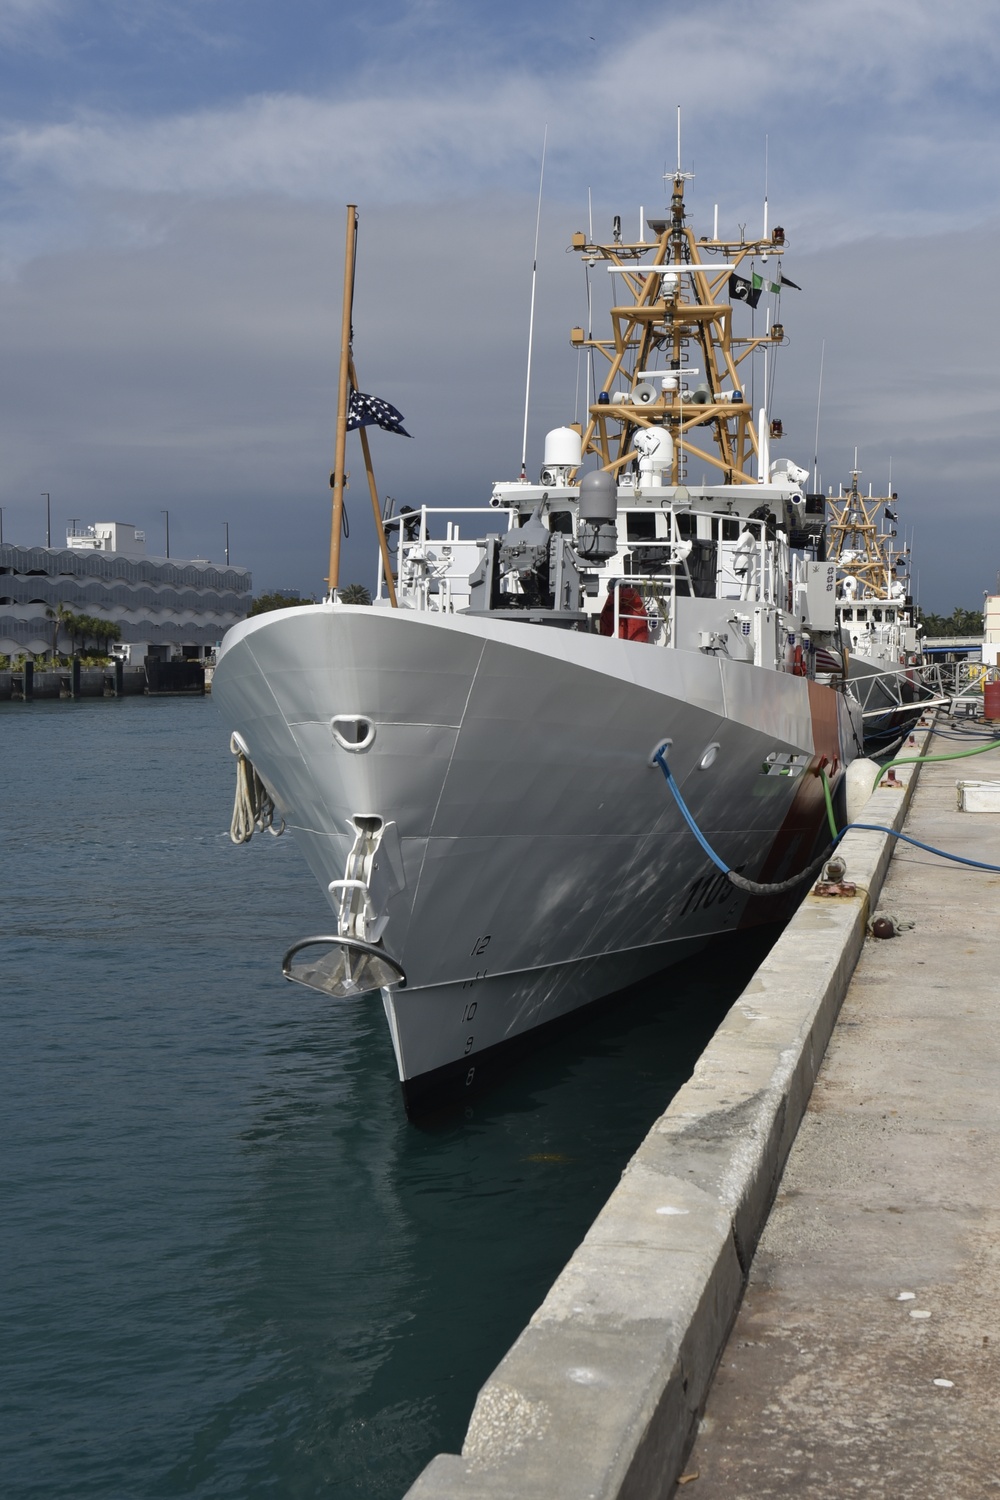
[348, 352, 398, 607]
[328, 204, 358, 596]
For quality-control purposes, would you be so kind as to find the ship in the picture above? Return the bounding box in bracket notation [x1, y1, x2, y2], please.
[826, 469, 925, 750]
[213, 169, 862, 1113]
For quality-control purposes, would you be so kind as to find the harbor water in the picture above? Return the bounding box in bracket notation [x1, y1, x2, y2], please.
[2, 698, 779, 1499]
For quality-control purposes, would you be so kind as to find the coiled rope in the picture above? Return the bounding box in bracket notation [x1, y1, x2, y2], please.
[229, 734, 284, 844]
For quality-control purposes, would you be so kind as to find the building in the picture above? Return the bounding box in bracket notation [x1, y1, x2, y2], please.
[0, 520, 251, 661]
[983, 595, 1000, 668]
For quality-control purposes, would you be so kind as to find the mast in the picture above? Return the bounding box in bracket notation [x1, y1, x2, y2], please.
[826, 469, 902, 599]
[569, 177, 785, 485]
[328, 205, 357, 595]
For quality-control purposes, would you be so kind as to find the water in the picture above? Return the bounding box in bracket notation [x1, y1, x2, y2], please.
[2, 698, 778, 1499]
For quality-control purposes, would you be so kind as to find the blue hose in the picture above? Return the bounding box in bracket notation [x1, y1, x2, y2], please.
[652, 747, 729, 874]
[653, 745, 1000, 885]
[651, 746, 832, 894]
[843, 823, 1000, 873]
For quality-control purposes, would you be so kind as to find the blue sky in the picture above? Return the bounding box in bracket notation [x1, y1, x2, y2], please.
[1, 0, 999, 607]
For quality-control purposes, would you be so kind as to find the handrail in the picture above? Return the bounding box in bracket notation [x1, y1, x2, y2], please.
[376, 502, 790, 613]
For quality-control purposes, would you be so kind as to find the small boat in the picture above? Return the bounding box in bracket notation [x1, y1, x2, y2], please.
[827, 470, 925, 750]
[214, 168, 861, 1113]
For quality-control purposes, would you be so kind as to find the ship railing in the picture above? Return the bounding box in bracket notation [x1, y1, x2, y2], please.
[605, 575, 691, 646]
[621, 513, 786, 610]
[376, 506, 517, 609]
[377, 504, 788, 620]
[855, 660, 946, 716]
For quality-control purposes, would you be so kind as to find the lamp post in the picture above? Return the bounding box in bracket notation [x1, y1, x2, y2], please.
[223, 521, 230, 566]
[161, 509, 170, 558]
[42, 492, 50, 547]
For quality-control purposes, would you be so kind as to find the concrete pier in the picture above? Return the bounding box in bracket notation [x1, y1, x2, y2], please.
[675, 732, 1000, 1497]
[404, 723, 945, 1500]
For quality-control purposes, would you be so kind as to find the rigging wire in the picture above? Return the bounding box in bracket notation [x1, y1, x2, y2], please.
[520, 125, 548, 480]
[812, 340, 825, 491]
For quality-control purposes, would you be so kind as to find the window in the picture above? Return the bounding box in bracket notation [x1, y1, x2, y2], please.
[625, 511, 657, 541]
[713, 516, 741, 541]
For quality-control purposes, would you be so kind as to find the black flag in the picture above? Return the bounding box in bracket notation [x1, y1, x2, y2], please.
[778, 271, 802, 291]
[347, 389, 411, 437]
[729, 273, 761, 309]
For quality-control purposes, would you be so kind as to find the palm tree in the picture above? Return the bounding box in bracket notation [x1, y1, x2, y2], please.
[44, 602, 75, 660]
[90, 616, 122, 655]
[339, 583, 372, 605]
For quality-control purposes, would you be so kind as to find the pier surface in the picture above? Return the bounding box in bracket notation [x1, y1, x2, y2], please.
[675, 739, 1000, 1497]
[404, 722, 1000, 1500]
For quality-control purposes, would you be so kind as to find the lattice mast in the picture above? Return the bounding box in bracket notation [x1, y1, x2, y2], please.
[570, 174, 787, 485]
[826, 471, 901, 598]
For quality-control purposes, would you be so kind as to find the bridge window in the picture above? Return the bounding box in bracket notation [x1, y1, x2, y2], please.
[626, 511, 657, 541]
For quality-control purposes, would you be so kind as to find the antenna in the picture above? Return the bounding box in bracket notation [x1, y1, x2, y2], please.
[763, 134, 768, 239]
[587, 186, 594, 414]
[520, 125, 548, 482]
[713, 203, 718, 240]
[676, 105, 682, 174]
[812, 339, 825, 490]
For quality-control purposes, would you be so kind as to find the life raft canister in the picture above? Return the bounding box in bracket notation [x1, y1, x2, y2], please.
[599, 585, 650, 642]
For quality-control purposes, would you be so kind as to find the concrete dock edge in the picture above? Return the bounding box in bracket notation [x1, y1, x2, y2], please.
[403, 723, 934, 1500]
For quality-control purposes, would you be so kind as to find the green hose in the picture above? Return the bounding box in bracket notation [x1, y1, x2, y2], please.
[872, 734, 1000, 792]
[820, 768, 839, 841]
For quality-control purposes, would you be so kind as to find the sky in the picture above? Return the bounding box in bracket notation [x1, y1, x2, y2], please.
[0, 0, 999, 609]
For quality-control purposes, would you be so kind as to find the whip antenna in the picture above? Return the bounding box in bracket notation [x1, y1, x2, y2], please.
[520, 125, 548, 481]
[812, 339, 825, 491]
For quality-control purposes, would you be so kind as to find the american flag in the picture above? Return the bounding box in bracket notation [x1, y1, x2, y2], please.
[813, 645, 844, 674]
[347, 389, 411, 438]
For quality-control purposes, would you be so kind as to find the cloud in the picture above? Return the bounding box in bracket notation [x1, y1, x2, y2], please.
[0, 85, 547, 202]
[0, 188, 993, 611]
[0, 0, 997, 243]
[0, 0, 996, 610]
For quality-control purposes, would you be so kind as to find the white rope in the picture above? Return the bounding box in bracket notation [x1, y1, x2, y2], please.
[229, 734, 284, 843]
